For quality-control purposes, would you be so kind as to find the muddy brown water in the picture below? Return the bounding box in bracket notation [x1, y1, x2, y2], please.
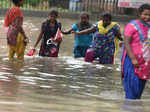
[0, 16, 150, 112]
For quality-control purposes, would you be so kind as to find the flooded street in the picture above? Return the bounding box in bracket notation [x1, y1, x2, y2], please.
[0, 16, 150, 112]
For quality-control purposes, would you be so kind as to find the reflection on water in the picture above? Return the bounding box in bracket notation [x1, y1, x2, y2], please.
[0, 16, 150, 112]
[120, 100, 145, 112]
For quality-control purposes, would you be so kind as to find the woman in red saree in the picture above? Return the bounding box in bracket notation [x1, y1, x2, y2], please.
[4, 0, 28, 60]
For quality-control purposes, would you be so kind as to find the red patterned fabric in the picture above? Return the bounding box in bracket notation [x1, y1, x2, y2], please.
[4, 6, 23, 27]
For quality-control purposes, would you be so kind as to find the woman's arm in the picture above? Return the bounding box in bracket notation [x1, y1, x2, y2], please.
[116, 30, 123, 41]
[75, 26, 96, 35]
[20, 28, 29, 42]
[61, 28, 73, 35]
[15, 17, 29, 42]
[124, 36, 139, 67]
[33, 29, 43, 49]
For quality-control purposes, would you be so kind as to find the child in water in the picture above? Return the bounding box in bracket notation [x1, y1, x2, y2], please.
[4, 0, 29, 60]
[75, 12, 123, 64]
[122, 4, 150, 99]
[62, 12, 93, 58]
[33, 9, 62, 57]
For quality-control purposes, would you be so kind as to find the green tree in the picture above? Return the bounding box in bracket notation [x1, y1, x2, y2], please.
[24, 0, 41, 7]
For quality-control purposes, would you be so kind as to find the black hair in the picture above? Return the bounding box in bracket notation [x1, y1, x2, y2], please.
[101, 11, 112, 20]
[138, 4, 150, 14]
[49, 9, 58, 17]
[12, 0, 22, 5]
[80, 12, 89, 19]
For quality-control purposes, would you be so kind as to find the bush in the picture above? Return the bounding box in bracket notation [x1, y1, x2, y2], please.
[24, 0, 41, 7]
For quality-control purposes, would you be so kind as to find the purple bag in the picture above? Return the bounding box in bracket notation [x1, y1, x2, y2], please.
[7, 25, 18, 46]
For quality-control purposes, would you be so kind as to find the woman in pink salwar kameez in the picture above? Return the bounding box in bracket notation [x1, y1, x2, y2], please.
[122, 4, 150, 99]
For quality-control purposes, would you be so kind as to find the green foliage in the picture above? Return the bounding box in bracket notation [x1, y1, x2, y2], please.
[0, 0, 70, 12]
[0, 0, 11, 8]
[24, 0, 41, 6]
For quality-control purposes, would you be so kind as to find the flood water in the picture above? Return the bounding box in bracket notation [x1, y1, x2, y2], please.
[0, 16, 150, 112]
